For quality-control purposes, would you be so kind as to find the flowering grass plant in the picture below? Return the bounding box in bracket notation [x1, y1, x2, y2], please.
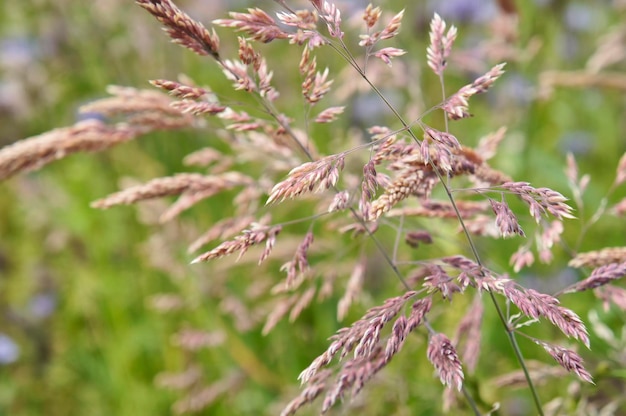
[1, 1, 626, 414]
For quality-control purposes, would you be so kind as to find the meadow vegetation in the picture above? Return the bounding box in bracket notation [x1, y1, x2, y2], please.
[1, 1, 625, 415]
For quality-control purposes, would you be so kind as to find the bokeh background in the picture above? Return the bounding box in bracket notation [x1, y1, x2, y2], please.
[1, 0, 625, 415]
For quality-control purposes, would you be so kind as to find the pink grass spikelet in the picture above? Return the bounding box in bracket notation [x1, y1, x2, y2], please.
[259, 226, 282, 264]
[191, 224, 282, 263]
[91, 173, 252, 216]
[477, 126, 507, 161]
[423, 265, 461, 300]
[425, 127, 461, 150]
[299, 291, 417, 384]
[441, 255, 480, 272]
[305, 68, 333, 104]
[170, 100, 226, 115]
[0, 120, 139, 181]
[454, 297, 483, 373]
[405, 297, 432, 335]
[427, 13, 457, 76]
[368, 168, 437, 220]
[373, 47, 406, 66]
[276, 10, 318, 30]
[221, 59, 255, 92]
[379, 9, 405, 40]
[442, 63, 506, 120]
[238, 36, 260, 68]
[490, 198, 525, 238]
[569, 247, 626, 268]
[328, 190, 350, 212]
[563, 262, 626, 294]
[281, 231, 314, 289]
[596, 285, 626, 311]
[267, 154, 345, 204]
[502, 181, 575, 222]
[510, 245, 535, 272]
[155, 366, 202, 390]
[213, 8, 289, 43]
[384, 315, 408, 361]
[337, 258, 365, 321]
[281, 371, 331, 416]
[538, 342, 593, 383]
[405, 230, 433, 248]
[289, 287, 317, 322]
[314, 106, 344, 123]
[360, 160, 378, 217]
[188, 216, 255, 254]
[506, 288, 590, 347]
[136, 0, 220, 59]
[320, 1, 344, 39]
[427, 333, 464, 391]
[150, 79, 210, 99]
[362, 4, 382, 29]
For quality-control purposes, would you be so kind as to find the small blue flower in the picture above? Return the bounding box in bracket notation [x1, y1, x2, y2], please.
[29, 293, 57, 319]
[0, 334, 19, 365]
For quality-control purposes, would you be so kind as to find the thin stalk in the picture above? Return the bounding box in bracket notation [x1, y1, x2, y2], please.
[462, 385, 482, 416]
[487, 291, 544, 415]
[343, 46, 545, 415]
[392, 214, 404, 263]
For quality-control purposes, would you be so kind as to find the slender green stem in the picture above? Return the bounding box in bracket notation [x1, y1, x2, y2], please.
[462, 384, 482, 416]
[487, 291, 544, 415]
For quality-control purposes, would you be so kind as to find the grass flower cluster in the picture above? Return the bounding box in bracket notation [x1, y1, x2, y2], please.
[1, 1, 626, 415]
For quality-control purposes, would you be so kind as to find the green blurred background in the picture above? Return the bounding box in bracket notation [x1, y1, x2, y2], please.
[0, 0, 625, 415]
